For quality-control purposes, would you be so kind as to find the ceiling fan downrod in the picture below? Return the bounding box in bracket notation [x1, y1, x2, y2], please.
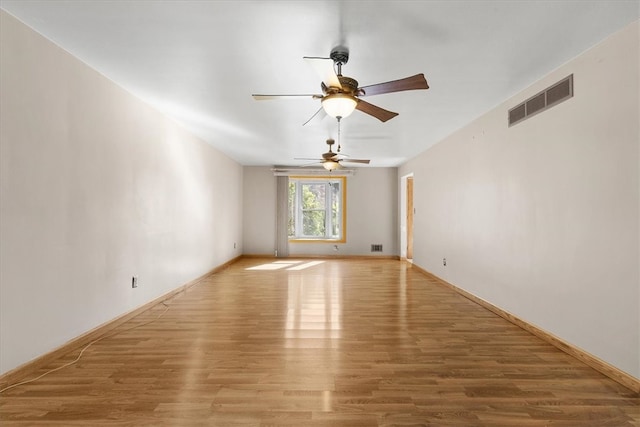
[330, 47, 349, 77]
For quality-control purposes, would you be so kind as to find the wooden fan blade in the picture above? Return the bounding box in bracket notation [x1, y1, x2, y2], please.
[298, 161, 323, 167]
[342, 159, 370, 164]
[355, 99, 399, 122]
[359, 74, 429, 97]
[302, 107, 327, 126]
[252, 94, 321, 100]
[304, 57, 342, 89]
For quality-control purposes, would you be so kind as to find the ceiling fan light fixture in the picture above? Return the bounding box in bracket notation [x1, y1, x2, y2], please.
[322, 159, 341, 171]
[321, 93, 358, 119]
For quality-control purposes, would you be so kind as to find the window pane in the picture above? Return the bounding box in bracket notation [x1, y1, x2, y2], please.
[331, 182, 340, 237]
[303, 210, 325, 236]
[302, 183, 325, 209]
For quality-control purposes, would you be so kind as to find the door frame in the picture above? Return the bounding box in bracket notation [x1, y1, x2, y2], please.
[400, 173, 414, 261]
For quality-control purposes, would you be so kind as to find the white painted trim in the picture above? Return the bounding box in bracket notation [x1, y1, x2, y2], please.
[272, 167, 356, 176]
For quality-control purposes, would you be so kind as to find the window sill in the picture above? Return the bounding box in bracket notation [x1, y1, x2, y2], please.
[289, 238, 346, 244]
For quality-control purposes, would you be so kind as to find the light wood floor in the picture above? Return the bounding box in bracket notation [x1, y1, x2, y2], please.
[1, 258, 638, 426]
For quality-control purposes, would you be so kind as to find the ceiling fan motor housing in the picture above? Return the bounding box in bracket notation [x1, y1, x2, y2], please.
[322, 139, 338, 159]
[338, 76, 358, 93]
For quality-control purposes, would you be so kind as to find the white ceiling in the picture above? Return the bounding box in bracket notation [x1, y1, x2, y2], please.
[2, 1, 638, 167]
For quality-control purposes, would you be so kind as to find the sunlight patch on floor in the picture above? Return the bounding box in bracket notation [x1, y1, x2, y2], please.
[246, 260, 325, 271]
[286, 260, 325, 271]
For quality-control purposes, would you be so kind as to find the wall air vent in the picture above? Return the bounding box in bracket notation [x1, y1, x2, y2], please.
[371, 244, 383, 252]
[508, 74, 573, 127]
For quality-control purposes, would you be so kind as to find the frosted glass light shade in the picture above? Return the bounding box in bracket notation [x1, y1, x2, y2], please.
[321, 94, 358, 118]
[322, 160, 340, 171]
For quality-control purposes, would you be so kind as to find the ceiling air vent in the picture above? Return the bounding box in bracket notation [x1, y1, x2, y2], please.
[508, 74, 573, 127]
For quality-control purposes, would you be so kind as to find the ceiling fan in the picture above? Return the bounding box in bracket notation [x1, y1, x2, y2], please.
[252, 46, 429, 124]
[295, 138, 370, 171]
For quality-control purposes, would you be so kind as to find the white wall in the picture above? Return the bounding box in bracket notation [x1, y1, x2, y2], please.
[399, 21, 639, 378]
[243, 167, 398, 257]
[242, 166, 277, 255]
[0, 11, 243, 375]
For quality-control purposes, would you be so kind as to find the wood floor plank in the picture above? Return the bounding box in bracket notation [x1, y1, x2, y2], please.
[0, 258, 638, 426]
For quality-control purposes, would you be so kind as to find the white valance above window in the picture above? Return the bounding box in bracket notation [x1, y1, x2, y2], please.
[271, 167, 355, 177]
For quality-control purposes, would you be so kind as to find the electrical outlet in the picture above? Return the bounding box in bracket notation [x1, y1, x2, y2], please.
[132, 276, 138, 288]
[234, 242, 236, 249]
[443, 258, 447, 266]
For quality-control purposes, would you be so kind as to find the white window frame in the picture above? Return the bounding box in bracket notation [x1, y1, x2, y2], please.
[288, 176, 346, 243]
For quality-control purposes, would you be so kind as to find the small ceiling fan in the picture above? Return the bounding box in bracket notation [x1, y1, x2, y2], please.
[252, 46, 429, 124]
[295, 138, 370, 171]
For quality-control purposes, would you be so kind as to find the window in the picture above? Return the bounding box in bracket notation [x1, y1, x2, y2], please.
[288, 176, 346, 242]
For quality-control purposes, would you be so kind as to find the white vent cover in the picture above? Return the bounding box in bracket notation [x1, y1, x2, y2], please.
[509, 75, 573, 126]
